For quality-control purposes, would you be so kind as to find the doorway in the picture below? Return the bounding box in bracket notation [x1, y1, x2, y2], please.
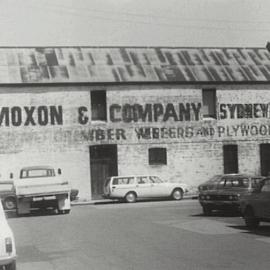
[90, 144, 118, 200]
[260, 144, 270, 176]
[223, 145, 238, 174]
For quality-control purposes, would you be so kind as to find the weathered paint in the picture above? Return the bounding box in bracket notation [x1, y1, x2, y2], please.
[0, 86, 269, 199]
[0, 47, 270, 83]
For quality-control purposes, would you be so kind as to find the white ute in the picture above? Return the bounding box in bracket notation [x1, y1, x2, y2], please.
[0, 202, 16, 270]
[14, 166, 71, 215]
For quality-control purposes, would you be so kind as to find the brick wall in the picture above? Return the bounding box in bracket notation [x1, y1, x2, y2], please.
[0, 84, 269, 199]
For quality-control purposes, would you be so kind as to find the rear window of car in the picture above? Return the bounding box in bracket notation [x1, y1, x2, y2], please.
[112, 177, 135, 185]
[21, 169, 55, 178]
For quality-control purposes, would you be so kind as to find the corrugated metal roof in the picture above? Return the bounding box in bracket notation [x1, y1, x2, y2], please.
[0, 47, 269, 84]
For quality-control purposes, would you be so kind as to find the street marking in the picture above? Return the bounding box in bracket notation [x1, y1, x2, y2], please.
[156, 219, 246, 235]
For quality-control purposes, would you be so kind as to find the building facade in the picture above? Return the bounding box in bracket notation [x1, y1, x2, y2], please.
[0, 46, 270, 200]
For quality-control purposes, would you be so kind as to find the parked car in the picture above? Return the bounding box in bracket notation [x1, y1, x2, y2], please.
[0, 201, 16, 270]
[103, 175, 188, 203]
[15, 166, 71, 215]
[198, 174, 265, 215]
[0, 181, 17, 210]
[240, 177, 270, 229]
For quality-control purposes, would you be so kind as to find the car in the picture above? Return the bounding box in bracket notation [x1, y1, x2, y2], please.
[0, 181, 17, 210]
[0, 201, 16, 270]
[240, 177, 270, 229]
[198, 174, 265, 215]
[103, 175, 188, 203]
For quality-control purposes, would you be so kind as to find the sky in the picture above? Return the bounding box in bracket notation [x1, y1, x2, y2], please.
[0, 0, 269, 48]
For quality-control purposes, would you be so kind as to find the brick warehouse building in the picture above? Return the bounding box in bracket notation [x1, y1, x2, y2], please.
[0, 46, 270, 200]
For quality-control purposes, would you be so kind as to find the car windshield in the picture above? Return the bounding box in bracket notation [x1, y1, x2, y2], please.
[21, 169, 55, 178]
[149, 176, 164, 183]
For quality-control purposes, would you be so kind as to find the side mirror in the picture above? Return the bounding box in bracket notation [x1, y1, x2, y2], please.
[10, 173, 13, 179]
[57, 168, 62, 175]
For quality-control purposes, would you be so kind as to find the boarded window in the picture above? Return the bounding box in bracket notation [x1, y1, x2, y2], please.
[91, 90, 107, 121]
[223, 145, 238, 174]
[202, 89, 216, 118]
[149, 148, 167, 165]
[260, 144, 270, 176]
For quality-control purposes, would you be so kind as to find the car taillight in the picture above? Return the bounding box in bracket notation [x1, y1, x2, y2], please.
[5, 237, 13, 253]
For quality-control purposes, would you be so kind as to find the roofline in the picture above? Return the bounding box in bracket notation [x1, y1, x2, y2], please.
[1, 80, 270, 87]
[0, 45, 267, 50]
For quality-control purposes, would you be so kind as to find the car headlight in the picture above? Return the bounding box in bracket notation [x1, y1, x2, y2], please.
[5, 237, 13, 253]
[206, 195, 210, 200]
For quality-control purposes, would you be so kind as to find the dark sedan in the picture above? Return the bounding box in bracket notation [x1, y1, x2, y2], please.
[198, 174, 264, 215]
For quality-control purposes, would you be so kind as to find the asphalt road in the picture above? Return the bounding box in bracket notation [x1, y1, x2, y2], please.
[6, 199, 270, 270]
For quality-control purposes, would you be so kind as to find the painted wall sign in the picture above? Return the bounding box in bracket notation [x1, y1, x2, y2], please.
[1, 103, 270, 128]
[0, 106, 63, 127]
[134, 124, 270, 140]
[219, 103, 270, 119]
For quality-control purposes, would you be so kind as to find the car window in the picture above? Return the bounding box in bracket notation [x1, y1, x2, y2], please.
[149, 176, 163, 183]
[224, 178, 249, 188]
[21, 169, 55, 178]
[251, 178, 264, 188]
[136, 176, 150, 184]
[261, 180, 270, 192]
[112, 177, 135, 185]
[217, 179, 225, 188]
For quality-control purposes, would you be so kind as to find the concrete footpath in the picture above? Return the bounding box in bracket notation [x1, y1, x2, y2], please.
[71, 193, 198, 206]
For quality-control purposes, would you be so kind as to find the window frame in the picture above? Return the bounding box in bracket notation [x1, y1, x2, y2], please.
[148, 147, 167, 165]
[202, 88, 217, 119]
[91, 90, 107, 121]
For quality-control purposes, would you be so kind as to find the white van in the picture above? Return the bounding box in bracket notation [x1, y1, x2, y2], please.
[0, 202, 16, 270]
[103, 175, 188, 203]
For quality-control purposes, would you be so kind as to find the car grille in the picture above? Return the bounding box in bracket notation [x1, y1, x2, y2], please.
[199, 194, 239, 201]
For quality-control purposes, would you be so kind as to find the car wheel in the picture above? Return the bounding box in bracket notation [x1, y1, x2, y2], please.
[58, 209, 70, 214]
[244, 208, 259, 229]
[3, 197, 17, 210]
[125, 192, 137, 203]
[171, 189, 183, 200]
[5, 261, 16, 270]
[202, 205, 212, 216]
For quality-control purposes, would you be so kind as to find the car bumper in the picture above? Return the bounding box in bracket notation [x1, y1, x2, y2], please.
[0, 255, 16, 266]
[199, 200, 240, 209]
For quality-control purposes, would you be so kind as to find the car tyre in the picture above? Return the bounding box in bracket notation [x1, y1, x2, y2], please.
[3, 197, 17, 210]
[244, 208, 259, 230]
[5, 261, 16, 270]
[171, 189, 183, 200]
[202, 205, 212, 216]
[58, 209, 70, 214]
[125, 192, 137, 203]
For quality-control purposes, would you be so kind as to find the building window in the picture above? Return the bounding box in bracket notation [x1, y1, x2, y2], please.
[202, 89, 216, 119]
[149, 148, 167, 165]
[91, 90, 107, 121]
[223, 145, 238, 174]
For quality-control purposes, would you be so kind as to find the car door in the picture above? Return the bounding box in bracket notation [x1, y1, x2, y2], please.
[149, 176, 168, 197]
[135, 176, 153, 198]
